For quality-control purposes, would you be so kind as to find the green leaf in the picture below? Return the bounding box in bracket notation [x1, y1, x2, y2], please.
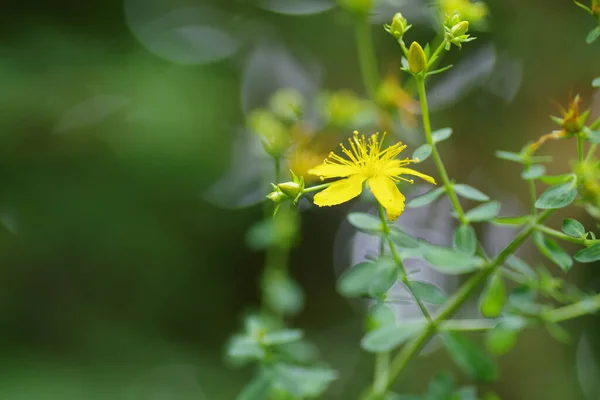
[505, 256, 536, 277]
[464, 201, 501, 222]
[389, 226, 420, 248]
[453, 184, 490, 202]
[408, 280, 448, 305]
[264, 272, 304, 316]
[441, 332, 498, 382]
[366, 303, 396, 332]
[423, 245, 483, 274]
[426, 372, 456, 398]
[491, 215, 531, 226]
[337, 258, 397, 298]
[453, 386, 478, 400]
[587, 26, 600, 44]
[533, 232, 573, 272]
[495, 150, 524, 163]
[479, 272, 506, 318]
[453, 224, 477, 255]
[562, 218, 586, 238]
[347, 212, 383, 233]
[236, 373, 272, 400]
[486, 320, 523, 355]
[546, 322, 570, 343]
[585, 129, 600, 144]
[262, 329, 304, 346]
[432, 128, 453, 143]
[413, 144, 432, 163]
[272, 364, 337, 398]
[361, 322, 425, 352]
[574, 242, 600, 263]
[227, 335, 266, 364]
[535, 182, 577, 209]
[539, 173, 576, 185]
[521, 164, 546, 180]
[407, 187, 446, 208]
[593, 77, 600, 88]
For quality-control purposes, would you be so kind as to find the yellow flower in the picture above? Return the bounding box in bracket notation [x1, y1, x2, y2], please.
[308, 131, 436, 220]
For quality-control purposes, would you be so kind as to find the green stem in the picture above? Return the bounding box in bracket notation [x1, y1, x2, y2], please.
[440, 319, 499, 332]
[361, 209, 554, 397]
[302, 182, 333, 193]
[426, 40, 447, 69]
[586, 143, 597, 162]
[577, 134, 584, 164]
[545, 293, 600, 322]
[373, 351, 390, 396]
[274, 157, 282, 182]
[377, 203, 432, 322]
[535, 224, 599, 246]
[355, 16, 380, 100]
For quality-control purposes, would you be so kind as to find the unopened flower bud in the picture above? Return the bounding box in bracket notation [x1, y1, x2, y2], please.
[269, 88, 304, 122]
[408, 42, 427, 74]
[277, 181, 303, 199]
[451, 20, 469, 37]
[385, 12, 411, 39]
[267, 187, 288, 203]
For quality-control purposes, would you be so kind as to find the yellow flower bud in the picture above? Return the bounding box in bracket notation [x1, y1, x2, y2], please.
[451, 20, 469, 37]
[408, 42, 427, 74]
[386, 12, 410, 39]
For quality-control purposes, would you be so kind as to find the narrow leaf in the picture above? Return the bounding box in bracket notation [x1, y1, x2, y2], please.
[587, 26, 600, 44]
[407, 187, 446, 208]
[535, 182, 577, 209]
[479, 272, 506, 318]
[423, 245, 483, 274]
[441, 332, 498, 382]
[347, 212, 383, 232]
[432, 128, 453, 143]
[539, 174, 576, 185]
[465, 201, 501, 222]
[453, 224, 477, 255]
[361, 322, 425, 352]
[389, 226, 420, 248]
[263, 329, 304, 346]
[408, 280, 448, 305]
[533, 232, 573, 272]
[491, 215, 531, 226]
[453, 184, 490, 202]
[562, 218, 585, 238]
[505, 256, 536, 277]
[413, 144, 432, 163]
[495, 150, 524, 163]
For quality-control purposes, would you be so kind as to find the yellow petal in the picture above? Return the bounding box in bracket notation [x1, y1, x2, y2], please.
[369, 176, 406, 221]
[308, 163, 357, 179]
[385, 167, 437, 185]
[313, 174, 366, 207]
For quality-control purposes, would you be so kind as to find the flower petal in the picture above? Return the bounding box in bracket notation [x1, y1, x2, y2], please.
[369, 176, 406, 221]
[308, 163, 357, 179]
[313, 174, 366, 207]
[385, 167, 437, 184]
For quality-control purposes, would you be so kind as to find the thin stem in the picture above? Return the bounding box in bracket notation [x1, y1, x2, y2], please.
[361, 209, 554, 397]
[586, 143, 597, 162]
[377, 203, 432, 322]
[355, 16, 380, 100]
[577, 134, 584, 164]
[302, 182, 332, 193]
[545, 293, 600, 322]
[440, 319, 499, 332]
[373, 351, 390, 396]
[426, 40, 447, 69]
[274, 157, 282, 182]
[535, 224, 599, 246]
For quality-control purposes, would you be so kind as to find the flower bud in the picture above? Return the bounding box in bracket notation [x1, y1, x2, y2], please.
[451, 20, 469, 37]
[269, 88, 304, 122]
[408, 42, 427, 74]
[385, 12, 411, 39]
[267, 187, 288, 203]
[249, 109, 289, 158]
[277, 181, 303, 199]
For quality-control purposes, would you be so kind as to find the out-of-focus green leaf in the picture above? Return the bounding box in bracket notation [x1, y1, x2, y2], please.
[441, 332, 498, 382]
[408, 280, 448, 305]
[389, 226, 420, 248]
[533, 232, 573, 272]
[423, 245, 483, 274]
[521, 164, 546, 180]
[272, 364, 337, 398]
[453, 224, 477, 255]
[505, 256, 536, 277]
[432, 128, 453, 143]
[366, 303, 396, 332]
[453, 184, 490, 202]
[464, 201, 501, 222]
[535, 182, 577, 209]
[479, 272, 506, 318]
[587, 26, 600, 44]
[574, 243, 600, 263]
[593, 77, 600, 88]
[236, 373, 272, 400]
[337, 258, 397, 298]
[262, 329, 303, 346]
[264, 272, 304, 316]
[491, 215, 531, 226]
[485, 317, 526, 355]
[495, 150, 523, 163]
[562, 218, 586, 238]
[361, 322, 425, 353]
[413, 144, 433, 163]
[348, 212, 383, 233]
[407, 187, 446, 208]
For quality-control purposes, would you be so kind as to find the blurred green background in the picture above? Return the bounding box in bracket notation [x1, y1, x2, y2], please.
[1, 0, 600, 399]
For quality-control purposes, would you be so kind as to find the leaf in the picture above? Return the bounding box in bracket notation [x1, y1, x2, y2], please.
[539, 173, 576, 185]
[432, 128, 453, 143]
[479, 272, 506, 318]
[272, 364, 337, 398]
[453, 224, 477, 256]
[533, 232, 573, 272]
[535, 182, 577, 209]
[407, 187, 446, 208]
[495, 150, 523, 163]
[562, 218, 586, 238]
[505, 256, 536, 277]
[587, 26, 600, 44]
[464, 201, 501, 222]
[262, 329, 304, 346]
[593, 77, 600, 88]
[347, 212, 383, 233]
[521, 164, 546, 180]
[408, 280, 448, 305]
[486, 320, 524, 355]
[227, 335, 266, 364]
[546, 322, 570, 343]
[491, 215, 531, 226]
[263, 273, 304, 316]
[366, 303, 396, 332]
[389, 226, 420, 248]
[423, 245, 483, 274]
[236, 373, 272, 400]
[441, 332, 498, 382]
[361, 322, 425, 352]
[574, 242, 600, 263]
[337, 258, 397, 298]
[453, 184, 490, 202]
[413, 144, 433, 163]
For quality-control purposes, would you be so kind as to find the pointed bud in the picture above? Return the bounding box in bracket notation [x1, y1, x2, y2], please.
[451, 21, 469, 37]
[385, 12, 411, 39]
[408, 42, 427, 74]
[277, 181, 303, 199]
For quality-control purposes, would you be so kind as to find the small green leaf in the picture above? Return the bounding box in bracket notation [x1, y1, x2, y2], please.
[453, 224, 477, 255]
[389, 226, 420, 248]
[361, 322, 425, 352]
[366, 303, 396, 332]
[407, 187, 446, 208]
[423, 245, 483, 274]
[495, 150, 523, 163]
[491, 215, 531, 226]
[505, 256, 536, 277]
[587, 26, 600, 44]
[574, 242, 600, 263]
[272, 364, 338, 398]
[408, 280, 448, 304]
[533, 232, 573, 272]
[236, 373, 272, 400]
[593, 77, 600, 88]
[479, 272, 506, 318]
[546, 322, 570, 343]
[337, 258, 397, 298]
[262, 329, 304, 346]
[426, 372, 455, 398]
[432, 128, 453, 143]
[264, 273, 304, 316]
[535, 182, 577, 209]
[465, 201, 501, 222]
[228, 335, 266, 364]
[453, 184, 490, 202]
[486, 319, 524, 355]
[585, 129, 600, 144]
[562, 218, 586, 238]
[347, 212, 383, 233]
[539, 173, 576, 185]
[413, 144, 432, 163]
[521, 164, 546, 180]
[441, 332, 498, 382]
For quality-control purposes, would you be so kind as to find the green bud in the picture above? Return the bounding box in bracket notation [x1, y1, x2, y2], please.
[278, 181, 303, 199]
[385, 12, 411, 39]
[338, 0, 373, 15]
[451, 20, 469, 37]
[269, 88, 304, 122]
[408, 42, 427, 74]
[267, 187, 288, 203]
[249, 109, 289, 158]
